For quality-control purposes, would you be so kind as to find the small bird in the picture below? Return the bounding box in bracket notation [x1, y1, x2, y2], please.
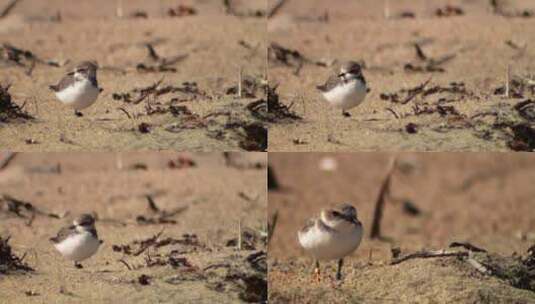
[316, 61, 368, 117]
[298, 203, 363, 281]
[50, 213, 103, 269]
[49, 61, 101, 117]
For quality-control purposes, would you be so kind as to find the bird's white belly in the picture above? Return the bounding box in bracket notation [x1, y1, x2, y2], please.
[54, 232, 100, 262]
[55, 79, 99, 110]
[298, 225, 362, 261]
[322, 80, 367, 110]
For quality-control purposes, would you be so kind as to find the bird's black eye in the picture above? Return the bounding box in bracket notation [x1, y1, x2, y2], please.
[332, 211, 342, 217]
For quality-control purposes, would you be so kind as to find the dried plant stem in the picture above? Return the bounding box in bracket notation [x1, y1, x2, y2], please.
[238, 67, 243, 98]
[505, 64, 511, 98]
[238, 219, 242, 251]
[370, 156, 397, 239]
[384, 0, 390, 19]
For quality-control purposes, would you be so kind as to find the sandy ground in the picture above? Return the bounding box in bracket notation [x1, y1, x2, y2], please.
[0, 0, 266, 152]
[268, 0, 535, 152]
[268, 152, 535, 303]
[0, 152, 267, 303]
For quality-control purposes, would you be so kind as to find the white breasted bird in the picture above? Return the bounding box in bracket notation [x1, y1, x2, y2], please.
[298, 203, 363, 281]
[50, 213, 103, 269]
[49, 61, 101, 117]
[316, 61, 368, 117]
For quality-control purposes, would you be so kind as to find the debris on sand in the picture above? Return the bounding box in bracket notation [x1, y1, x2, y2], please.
[112, 79, 208, 105]
[267, 0, 289, 19]
[226, 75, 265, 99]
[0, 152, 16, 171]
[225, 228, 266, 251]
[167, 155, 196, 169]
[268, 42, 326, 75]
[471, 99, 535, 151]
[136, 43, 188, 73]
[167, 5, 197, 17]
[508, 123, 535, 151]
[381, 80, 476, 107]
[0, 194, 63, 226]
[265, 85, 301, 123]
[491, 1, 534, 18]
[0, 0, 21, 19]
[0, 236, 34, 274]
[129, 11, 148, 19]
[514, 100, 535, 121]
[404, 43, 456, 73]
[223, 0, 265, 18]
[204, 252, 267, 303]
[137, 122, 151, 133]
[112, 231, 207, 257]
[0, 83, 33, 123]
[1, 44, 60, 74]
[391, 243, 535, 292]
[222, 152, 266, 170]
[239, 123, 267, 151]
[435, 5, 464, 17]
[494, 75, 535, 99]
[135, 195, 188, 225]
[205, 102, 267, 152]
[137, 274, 151, 285]
[370, 158, 396, 239]
[405, 122, 418, 134]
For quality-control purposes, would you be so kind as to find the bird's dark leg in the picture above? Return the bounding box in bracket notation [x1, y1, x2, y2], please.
[342, 110, 351, 117]
[336, 258, 344, 280]
[74, 110, 83, 117]
[313, 260, 321, 282]
[74, 262, 83, 269]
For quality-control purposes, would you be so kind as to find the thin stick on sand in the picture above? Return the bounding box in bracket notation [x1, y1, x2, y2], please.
[391, 249, 468, 265]
[505, 64, 511, 98]
[238, 219, 242, 251]
[370, 156, 397, 239]
[0, 152, 17, 171]
[267, 0, 289, 19]
[384, 0, 390, 19]
[116, 0, 123, 18]
[0, 0, 21, 19]
[267, 211, 278, 244]
[238, 67, 243, 99]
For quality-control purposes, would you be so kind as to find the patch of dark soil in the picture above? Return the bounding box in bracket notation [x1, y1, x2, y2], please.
[239, 122, 267, 151]
[205, 252, 267, 303]
[205, 102, 267, 151]
[507, 123, 535, 151]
